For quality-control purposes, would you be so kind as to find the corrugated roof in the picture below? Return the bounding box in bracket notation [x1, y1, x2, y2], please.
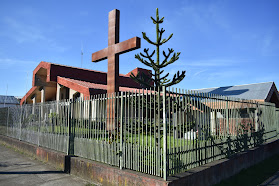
[0, 95, 20, 104]
[192, 82, 274, 100]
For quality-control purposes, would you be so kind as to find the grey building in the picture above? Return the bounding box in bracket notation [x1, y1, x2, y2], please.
[0, 95, 20, 108]
[192, 82, 279, 108]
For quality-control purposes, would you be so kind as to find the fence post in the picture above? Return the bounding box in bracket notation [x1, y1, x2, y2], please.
[226, 97, 229, 136]
[38, 104, 40, 146]
[67, 100, 71, 155]
[19, 105, 23, 141]
[68, 99, 74, 155]
[6, 107, 9, 136]
[255, 103, 258, 132]
[163, 86, 167, 180]
[120, 92, 124, 170]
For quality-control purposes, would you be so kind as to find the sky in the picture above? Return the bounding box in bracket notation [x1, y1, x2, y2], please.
[0, 0, 278, 97]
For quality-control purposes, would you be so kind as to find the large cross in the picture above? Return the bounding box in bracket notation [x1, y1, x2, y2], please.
[92, 9, 141, 131]
[92, 9, 141, 94]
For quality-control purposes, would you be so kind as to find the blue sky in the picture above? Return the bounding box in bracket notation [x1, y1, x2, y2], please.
[0, 0, 278, 96]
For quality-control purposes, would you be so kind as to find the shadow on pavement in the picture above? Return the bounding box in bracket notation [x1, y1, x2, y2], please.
[0, 171, 64, 174]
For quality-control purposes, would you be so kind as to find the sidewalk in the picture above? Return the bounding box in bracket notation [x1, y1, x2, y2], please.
[260, 171, 279, 186]
[0, 144, 95, 186]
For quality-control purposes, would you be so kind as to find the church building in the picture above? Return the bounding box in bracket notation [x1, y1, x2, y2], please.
[20, 61, 151, 105]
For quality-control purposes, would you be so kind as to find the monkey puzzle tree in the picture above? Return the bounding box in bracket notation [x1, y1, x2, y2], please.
[131, 8, 186, 90]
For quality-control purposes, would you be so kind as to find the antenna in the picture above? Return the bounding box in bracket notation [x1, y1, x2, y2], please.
[81, 41, 83, 68]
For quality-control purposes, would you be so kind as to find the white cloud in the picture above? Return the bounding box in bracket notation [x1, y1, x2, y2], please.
[0, 58, 37, 70]
[175, 58, 240, 68]
[207, 70, 241, 79]
[193, 70, 207, 77]
[176, 1, 232, 34]
[1, 17, 68, 52]
[2, 17, 45, 43]
[261, 32, 279, 56]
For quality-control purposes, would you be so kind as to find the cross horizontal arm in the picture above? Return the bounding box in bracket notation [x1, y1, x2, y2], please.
[92, 37, 141, 63]
[92, 48, 108, 62]
[114, 37, 141, 55]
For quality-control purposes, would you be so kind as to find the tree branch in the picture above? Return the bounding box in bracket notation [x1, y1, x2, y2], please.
[158, 72, 169, 81]
[130, 72, 153, 88]
[160, 52, 180, 68]
[163, 70, 186, 87]
[160, 33, 173, 45]
[142, 32, 157, 45]
[161, 48, 174, 67]
[135, 54, 152, 67]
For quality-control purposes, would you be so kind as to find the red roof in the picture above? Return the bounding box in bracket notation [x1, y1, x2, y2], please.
[58, 77, 145, 95]
[21, 61, 152, 105]
[32, 61, 150, 87]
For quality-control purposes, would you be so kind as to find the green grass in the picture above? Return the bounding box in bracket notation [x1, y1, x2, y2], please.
[17, 124, 194, 148]
[215, 153, 279, 186]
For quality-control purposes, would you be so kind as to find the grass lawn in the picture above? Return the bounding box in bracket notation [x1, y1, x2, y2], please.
[215, 153, 279, 186]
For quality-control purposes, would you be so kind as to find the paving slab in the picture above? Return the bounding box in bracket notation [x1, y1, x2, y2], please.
[0, 144, 97, 186]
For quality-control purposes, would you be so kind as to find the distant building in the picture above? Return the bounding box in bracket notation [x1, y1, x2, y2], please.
[21, 61, 152, 105]
[0, 95, 20, 108]
[193, 82, 279, 108]
[189, 82, 279, 137]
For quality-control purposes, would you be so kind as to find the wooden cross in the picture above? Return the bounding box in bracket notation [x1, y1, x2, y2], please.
[92, 9, 141, 94]
[92, 9, 141, 131]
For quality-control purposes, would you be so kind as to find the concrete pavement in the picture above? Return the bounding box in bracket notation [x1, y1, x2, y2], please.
[261, 171, 279, 186]
[0, 144, 97, 186]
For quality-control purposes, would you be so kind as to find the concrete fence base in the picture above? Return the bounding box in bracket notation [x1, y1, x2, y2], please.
[1, 134, 279, 186]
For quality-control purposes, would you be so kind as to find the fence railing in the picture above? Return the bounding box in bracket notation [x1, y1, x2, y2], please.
[0, 87, 278, 180]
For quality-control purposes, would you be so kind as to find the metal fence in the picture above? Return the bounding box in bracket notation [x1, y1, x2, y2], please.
[0, 87, 278, 180]
[1, 101, 70, 153]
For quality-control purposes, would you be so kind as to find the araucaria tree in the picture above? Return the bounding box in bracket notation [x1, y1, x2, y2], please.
[131, 8, 186, 90]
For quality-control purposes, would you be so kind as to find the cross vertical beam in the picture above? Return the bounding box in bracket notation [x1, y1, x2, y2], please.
[92, 9, 141, 131]
[108, 9, 120, 94]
